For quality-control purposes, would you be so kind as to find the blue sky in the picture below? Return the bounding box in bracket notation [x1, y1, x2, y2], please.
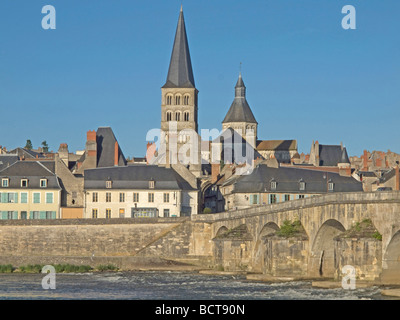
[0, 0, 399, 157]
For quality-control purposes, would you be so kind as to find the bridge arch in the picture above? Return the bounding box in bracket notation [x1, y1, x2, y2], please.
[259, 222, 280, 238]
[215, 226, 229, 238]
[382, 230, 400, 284]
[311, 219, 346, 277]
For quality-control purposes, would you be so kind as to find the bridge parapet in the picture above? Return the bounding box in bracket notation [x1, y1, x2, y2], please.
[192, 191, 400, 222]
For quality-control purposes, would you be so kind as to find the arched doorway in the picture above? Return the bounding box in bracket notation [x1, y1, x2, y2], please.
[311, 219, 345, 278]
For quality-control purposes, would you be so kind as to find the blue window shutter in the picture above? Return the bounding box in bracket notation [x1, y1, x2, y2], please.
[1, 212, 7, 220]
[52, 211, 56, 219]
[39, 211, 46, 219]
[13, 211, 18, 219]
[14, 193, 18, 204]
[1, 193, 7, 203]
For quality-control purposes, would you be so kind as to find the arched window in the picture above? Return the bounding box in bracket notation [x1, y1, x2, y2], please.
[175, 95, 181, 105]
[184, 111, 190, 121]
[183, 95, 190, 105]
[166, 111, 172, 121]
[175, 112, 181, 121]
[166, 95, 173, 105]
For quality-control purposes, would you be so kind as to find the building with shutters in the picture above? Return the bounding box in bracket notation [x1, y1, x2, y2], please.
[0, 161, 62, 219]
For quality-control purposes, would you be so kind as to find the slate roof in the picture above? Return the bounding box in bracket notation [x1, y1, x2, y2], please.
[212, 128, 263, 164]
[318, 145, 350, 166]
[84, 165, 196, 191]
[222, 74, 257, 124]
[162, 7, 195, 89]
[256, 140, 298, 151]
[226, 164, 363, 194]
[8, 148, 45, 159]
[96, 127, 127, 168]
[0, 155, 19, 172]
[0, 161, 61, 189]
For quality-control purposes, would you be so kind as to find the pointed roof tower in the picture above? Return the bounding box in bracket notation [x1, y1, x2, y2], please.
[163, 7, 195, 88]
[223, 73, 257, 124]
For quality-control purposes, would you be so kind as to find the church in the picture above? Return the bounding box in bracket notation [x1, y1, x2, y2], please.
[152, 6, 361, 213]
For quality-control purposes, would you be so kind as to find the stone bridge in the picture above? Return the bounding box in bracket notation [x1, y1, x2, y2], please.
[191, 191, 400, 284]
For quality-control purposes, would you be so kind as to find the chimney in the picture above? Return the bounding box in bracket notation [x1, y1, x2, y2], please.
[58, 143, 69, 167]
[362, 150, 368, 171]
[211, 163, 220, 183]
[114, 141, 119, 166]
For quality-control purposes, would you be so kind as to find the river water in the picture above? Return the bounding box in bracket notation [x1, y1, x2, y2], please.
[0, 271, 392, 300]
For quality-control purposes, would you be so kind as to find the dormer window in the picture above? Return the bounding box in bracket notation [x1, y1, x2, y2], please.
[328, 180, 334, 192]
[40, 179, 47, 188]
[149, 180, 155, 189]
[21, 179, 28, 188]
[299, 180, 305, 191]
[1, 178, 9, 188]
[270, 179, 277, 191]
[106, 180, 112, 189]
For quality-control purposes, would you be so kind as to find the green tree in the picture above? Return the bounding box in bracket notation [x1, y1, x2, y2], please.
[41, 141, 49, 152]
[25, 140, 33, 150]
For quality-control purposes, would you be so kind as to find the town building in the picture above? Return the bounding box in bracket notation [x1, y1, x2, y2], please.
[0, 161, 61, 219]
[207, 162, 363, 212]
[84, 165, 198, 218]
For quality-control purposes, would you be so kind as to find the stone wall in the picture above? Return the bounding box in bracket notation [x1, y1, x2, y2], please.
[334, 238, 382, 282]
[0, 218, 200, 269]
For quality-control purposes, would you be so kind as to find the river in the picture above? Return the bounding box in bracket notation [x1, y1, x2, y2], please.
[0, 271, 392, 300]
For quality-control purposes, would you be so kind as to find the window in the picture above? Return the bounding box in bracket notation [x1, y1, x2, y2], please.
[175, 112, 181, 121]
[119, 208, 125, 218]
[21, 193, 28, 204]
[184, 111, 190, 121]
[46, 192, 53, 204]
[106, 180, 112, 189]
[149, 180, 155, 189]
[298, 195, 305, 199]
[148, 193, 154, 203]
[163, 209, 170, 217]
[175, 95, 181, 105]
[7, 193, 17, 203]
[284, 194, 291, 202]
[106, 192, 111, 202]
[92, 209, 98, 219]
[166, 111, 172, 122]
[250, 194, 259, 205]
[270, 180, 277, 190]
[106, 209, 111, 219]
[133, 193, 139, 202]
[92, 192, 98, 202]
[269, 194, 277, 204]
[46, 211, 55, 219]
[33, 193, 40, 204]
[328, 181, 334, 191]
[40, 179, 47, 188]
[21, 179, 28, 188]
[21, 211, 27, 220]
[183, 95, 190, 105]
[31, 211, 40, 219]
[299, 181, 306, 191]
[166, 95, 173, 105]
[163, 193, 169, 203]
[119, 193, 125, 202]
[1, 179, 9, 188]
